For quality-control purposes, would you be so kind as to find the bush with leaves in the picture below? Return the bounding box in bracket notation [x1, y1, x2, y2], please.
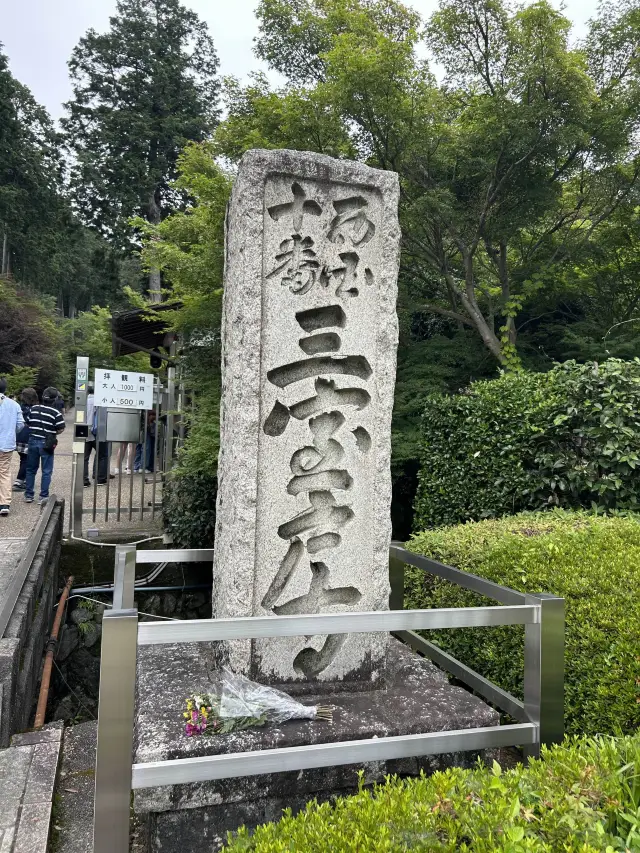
[224, 732, 640, 852]
[163, 469, 217, 548]
[142, 143, 230, 546]
[4, 365, 39, 397]
[414, 359, 640, 529]
[406, 511, 640, 737]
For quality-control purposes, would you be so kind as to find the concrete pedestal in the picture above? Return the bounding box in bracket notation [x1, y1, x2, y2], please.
[134, 641, 499, 852]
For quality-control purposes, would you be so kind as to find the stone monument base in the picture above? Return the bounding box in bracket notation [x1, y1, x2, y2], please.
[134, 640, 499, 853]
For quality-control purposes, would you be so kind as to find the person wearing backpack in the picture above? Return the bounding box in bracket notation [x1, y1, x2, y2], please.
[0, 377, 25, 516]
[24, 387, 65, 506]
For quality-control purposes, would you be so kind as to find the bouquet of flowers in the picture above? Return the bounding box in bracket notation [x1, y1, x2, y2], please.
[184, 667, 333, 737]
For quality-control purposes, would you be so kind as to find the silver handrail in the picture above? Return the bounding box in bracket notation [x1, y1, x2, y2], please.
[93, 543, 564, 853]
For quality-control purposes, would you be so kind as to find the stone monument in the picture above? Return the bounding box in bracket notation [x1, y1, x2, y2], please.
[213, 149, 401, 685]
[134, 150, 499, 852]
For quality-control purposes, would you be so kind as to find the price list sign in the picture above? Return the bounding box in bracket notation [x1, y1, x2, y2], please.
[95, 369, 154, 410]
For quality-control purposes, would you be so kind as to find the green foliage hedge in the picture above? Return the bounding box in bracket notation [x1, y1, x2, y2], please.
[224, 733, 640, 851]
[406, 511, 640, 737]
[414, 359, 640, 529]
[163, 469, 217, 548]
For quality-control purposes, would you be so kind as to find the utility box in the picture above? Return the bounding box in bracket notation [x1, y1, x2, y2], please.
[99, 408, 141, 443]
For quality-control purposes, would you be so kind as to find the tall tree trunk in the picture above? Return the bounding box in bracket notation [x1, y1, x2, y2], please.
[498, 241, 516, 347]
[1, 231, 7, 276]
[458, 250, 505, 364]
[147, 192, 162, 303]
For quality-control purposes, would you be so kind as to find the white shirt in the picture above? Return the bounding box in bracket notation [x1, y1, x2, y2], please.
[0, 395, 25, 452]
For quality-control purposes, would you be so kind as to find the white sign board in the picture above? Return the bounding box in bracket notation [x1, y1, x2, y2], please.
[94, 369, 154, 410]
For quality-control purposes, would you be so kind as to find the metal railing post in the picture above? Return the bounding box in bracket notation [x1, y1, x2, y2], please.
[113, 545, 136, 610]
[93, 608, 138, 853]
[523, 593, 565, 758]
[389, 553, 404, 611]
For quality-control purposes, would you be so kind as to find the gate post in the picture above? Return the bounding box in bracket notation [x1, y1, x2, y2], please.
[71, 356, 89, 538]
[93, 608, 138, 853]
[524, 593, 565, 758]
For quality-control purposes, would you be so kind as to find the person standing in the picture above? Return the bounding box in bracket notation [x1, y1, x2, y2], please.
[0, 377, 25, 516]
[134, 409, 156, 473]
[83, 387, 110, 485]
[53, 392, 66, 417]
[13, 387, 38, 491]
[24, 387, 65, 506]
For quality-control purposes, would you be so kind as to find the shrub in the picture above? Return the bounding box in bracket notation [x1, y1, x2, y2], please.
[4, 365, 39, 397]
[406, 511, 640, 737]
[223, 733, 640, 852]
[163, 468, 217, 547]
[413, 359, 640, 529]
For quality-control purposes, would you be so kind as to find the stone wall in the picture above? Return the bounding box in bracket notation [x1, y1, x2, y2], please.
[0, 501, 64, 746]
[50, 588, 212, 723]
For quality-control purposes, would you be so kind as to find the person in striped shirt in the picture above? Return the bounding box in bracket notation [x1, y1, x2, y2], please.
[24, 387, 65, 506]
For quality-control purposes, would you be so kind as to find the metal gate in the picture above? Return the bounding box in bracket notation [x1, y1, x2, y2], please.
[69, 358, 187, 536]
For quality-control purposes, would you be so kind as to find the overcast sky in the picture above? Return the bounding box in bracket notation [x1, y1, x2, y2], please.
[2, 0, 601, 121]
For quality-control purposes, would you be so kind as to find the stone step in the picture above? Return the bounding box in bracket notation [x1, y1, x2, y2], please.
[52, 722, 96, 853]
[53, 721, 148, 853]
[0, 723, 63, 853]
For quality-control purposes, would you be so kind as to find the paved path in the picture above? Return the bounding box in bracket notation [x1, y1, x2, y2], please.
[2, 411, 163, 539]
[1, 411, 74, 538]
[0, 725, 62, 853]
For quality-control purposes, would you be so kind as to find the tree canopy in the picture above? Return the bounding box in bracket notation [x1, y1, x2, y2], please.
[215, 0, 640, 368]
[62, 0, 221, 299]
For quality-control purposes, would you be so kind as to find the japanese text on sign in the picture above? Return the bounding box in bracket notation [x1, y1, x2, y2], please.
[94, 369, 154, 410]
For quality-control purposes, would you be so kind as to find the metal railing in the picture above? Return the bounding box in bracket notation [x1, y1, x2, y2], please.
[93, 543, 564, 853]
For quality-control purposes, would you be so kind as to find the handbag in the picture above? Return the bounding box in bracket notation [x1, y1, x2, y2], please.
[44, 432, 58, 453]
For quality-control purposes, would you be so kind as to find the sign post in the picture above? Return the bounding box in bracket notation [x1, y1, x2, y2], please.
[71, 356, 89, 537]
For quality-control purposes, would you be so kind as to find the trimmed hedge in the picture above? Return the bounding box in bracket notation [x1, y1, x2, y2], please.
[406, 511, 640, 737]
[224, 733, 640, 851]
[414, 359, 640, 530]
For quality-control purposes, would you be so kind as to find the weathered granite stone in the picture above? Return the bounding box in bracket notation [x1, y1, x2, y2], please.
[12, 803, 52, 853]
[213, 149, 401, 686]
[134, 639, 499, 820]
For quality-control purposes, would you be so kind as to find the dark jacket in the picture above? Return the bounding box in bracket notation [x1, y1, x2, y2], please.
[16, 403, 31, 451]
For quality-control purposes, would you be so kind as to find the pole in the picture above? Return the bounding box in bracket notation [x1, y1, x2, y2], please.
[93, 609, 138, 853]
[523, 593, 565, 758]
[71, 356, 89, 538]
[165, 343, 177, 472]
[34, 575, 74, 728]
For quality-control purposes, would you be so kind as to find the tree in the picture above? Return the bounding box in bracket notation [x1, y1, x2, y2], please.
[0, 46, 62, 280]
[62, 0, 220, 300]
[139, 142, 232, 471]
[217, 0, 640, 367]
[0, 279, 65, 390]
[0, 47, 127, 313]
